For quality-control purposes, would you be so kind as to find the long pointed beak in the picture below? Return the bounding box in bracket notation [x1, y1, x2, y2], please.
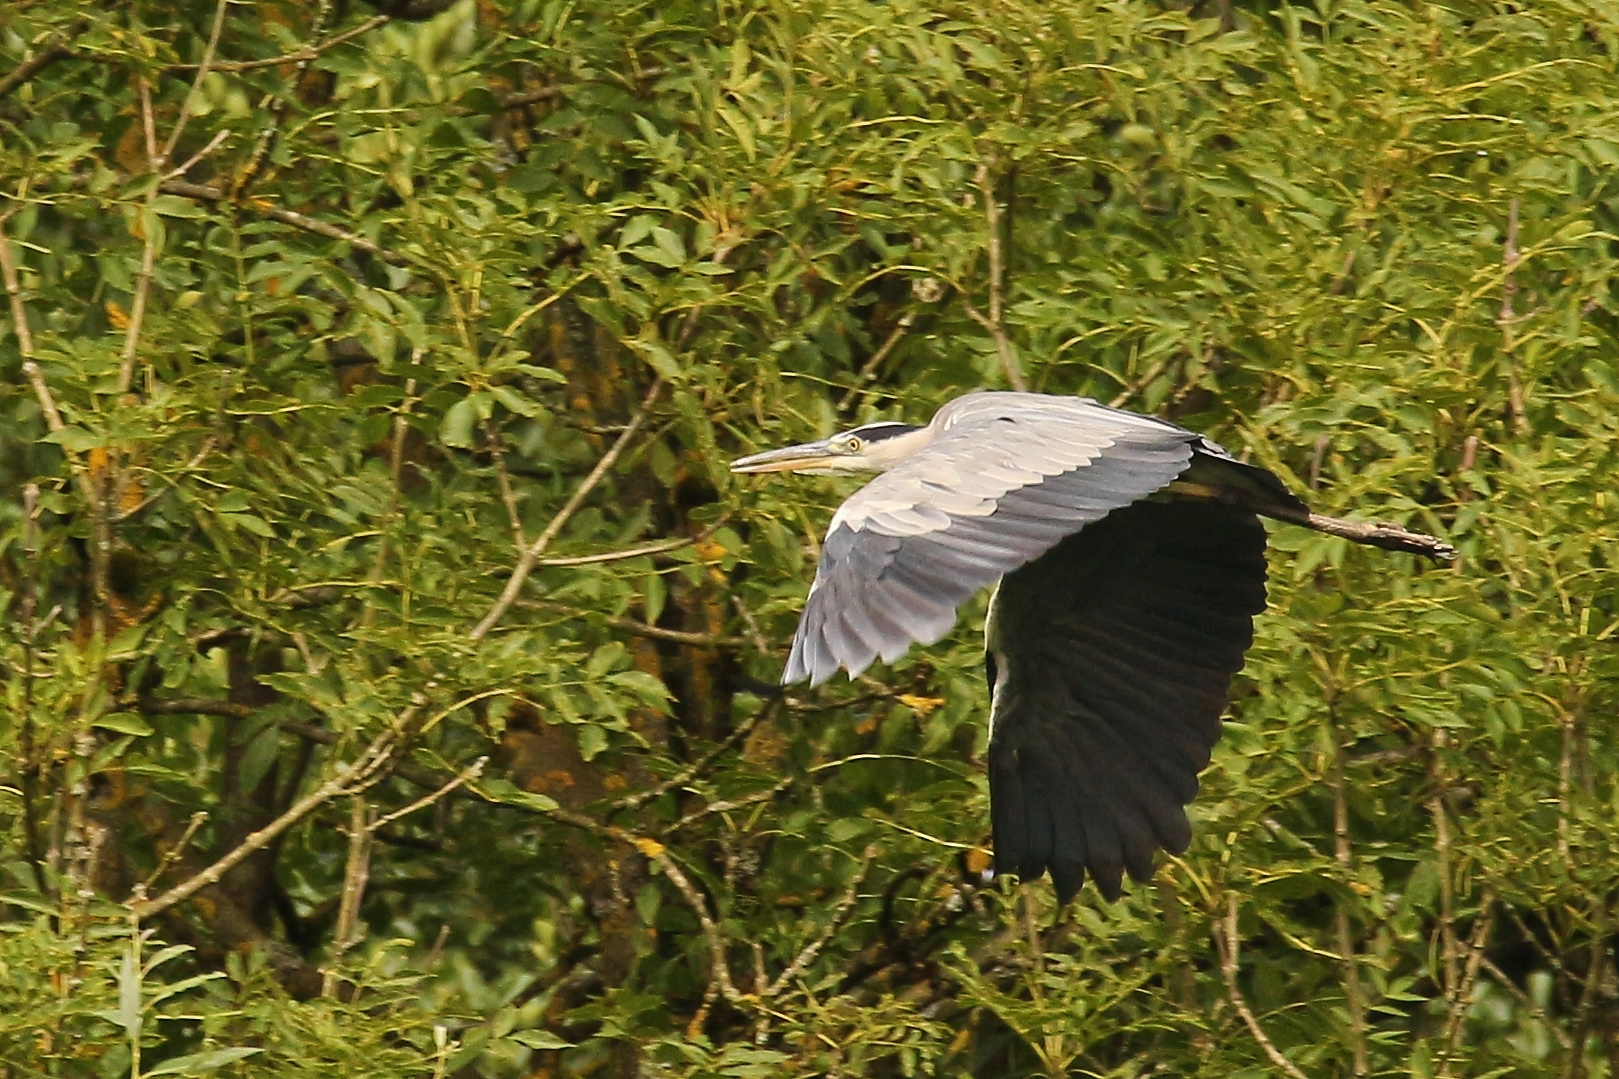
[729, 439, 839, 474]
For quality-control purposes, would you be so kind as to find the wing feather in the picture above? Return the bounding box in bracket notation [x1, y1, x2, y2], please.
[986, 499, 1268, 902]
[787, 394, 1204, 686]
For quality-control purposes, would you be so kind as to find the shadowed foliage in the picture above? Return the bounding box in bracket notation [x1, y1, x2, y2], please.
[2, 1, 1618, 1076]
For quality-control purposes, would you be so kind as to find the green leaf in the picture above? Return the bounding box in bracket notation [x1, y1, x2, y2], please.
[94, 712, 154, 737]
[491, 384, 545, 417]
[145, 1048, 263, 1076]
[441, 396, 480, 448]
[577, 723, 607, 761]
[508, 1030, 574, 1050]
[39, 426, 103, 452]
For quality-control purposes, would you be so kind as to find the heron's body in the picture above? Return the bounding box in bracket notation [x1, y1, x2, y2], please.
[731, 391, 1451, 902]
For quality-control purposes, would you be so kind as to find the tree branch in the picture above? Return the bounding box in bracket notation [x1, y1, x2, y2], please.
[469, 378, 664, 640]
[1215, 894, 1310, 1079]
[0, 19, 87, 100]
[164, 15, 390, 74]
[962, 155, 1026, 391]
[1331, 709, 1370, 1078]
[132, 720, 409, 920]
[158, 179, 413, 266]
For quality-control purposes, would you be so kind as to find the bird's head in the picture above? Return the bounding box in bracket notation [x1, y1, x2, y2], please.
[730, 421, 928, 476]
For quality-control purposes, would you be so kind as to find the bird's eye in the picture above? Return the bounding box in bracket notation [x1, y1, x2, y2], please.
[838, 436, 863, 453]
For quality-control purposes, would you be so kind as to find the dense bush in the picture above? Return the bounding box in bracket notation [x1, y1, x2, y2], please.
[2, 1, 1617, 1075]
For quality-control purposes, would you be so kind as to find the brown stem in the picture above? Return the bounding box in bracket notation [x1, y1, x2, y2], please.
[1431, 728, 1459, 996]
[324, 796, 374, 997]
[962, 156, 1026, 391]
[1215, 894, 1310, 1079]
[470, 378, 664, 640]
[1435, 891, 1497, 1078]
[132, 724, 405, 920]
[1331, 712, 1370, 1077]
[158, 179, 413, 265]
[0, 19, 87, 100]
[165, 14, 390, 73]
[17, 483, 46, 893]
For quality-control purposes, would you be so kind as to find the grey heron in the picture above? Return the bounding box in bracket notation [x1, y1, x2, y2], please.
[731, 391, 1454, 903]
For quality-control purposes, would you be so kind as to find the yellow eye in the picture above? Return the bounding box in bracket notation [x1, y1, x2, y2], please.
[838, 436, 863, 453]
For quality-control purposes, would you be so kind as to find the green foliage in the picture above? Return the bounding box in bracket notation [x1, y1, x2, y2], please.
[2, 0, 1617, 1075]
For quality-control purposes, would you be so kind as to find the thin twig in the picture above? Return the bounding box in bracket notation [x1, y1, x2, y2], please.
[1215, 894, 1310, 1079]
[163, 129, 231, 182]
[470, 378, 665, 640]
[837, 314, 915, 411]
[1330, 710, 1370, 1077]
[962, 156, 1026, 391]
[158, 0, 230, 167]
[766, 849, 874, 996]
[1107, 353, 1175, 410]
[117, 0, 230, 396]
[1498, 197, 1528, 435]
[0, 18, 87, 100]
[231, 0, 338, 199]
[511, 799, 742, 1003]
[517, 599, 755, 649]
[158, 179, 413, 265]
[532, 513, 730, 567]
[369, 756, 485, 832]
[133, 726, 404, 920]
[1435, 890, 1497, 1078]
[665, 778, 792, 835]
[135, 811, 209, 896]
[325, 796, 374, 997]
[610, 696, 780, 814]
[485, 421, 527, 549]
[165, 14, 389, 73]
[1478, 956, 1573, 1051]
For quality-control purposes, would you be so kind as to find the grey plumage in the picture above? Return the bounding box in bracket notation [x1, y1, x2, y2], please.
[730, 390, 1434, 903]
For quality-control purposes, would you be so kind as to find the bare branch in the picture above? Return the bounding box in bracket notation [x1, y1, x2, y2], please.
[1435, 891, 1496, 1078]
[765, 848, 874, 996]
[0, 19, 87, 100]
[165, 14, 390, 73]
[470, 378, 665, 640]
[1215, 894, 1310, 1079]
[325, 796, 374, 997]
[485, 421, 527, 549]
[962, 156, 1026, 391]
[610, 696, 781, 815]
[532, 514, 729, 567]
[159, 0, 230, 168]
[369, 756, 485, 832]
[1478, 956, 1572, 1051]
[158, 179, 413, 265]
[837, 312, 915, 411]
[135, 812, 209, 897]
[516, 599, 756, 649]
[133, 725, 406, 920]
[1331, 710, 1370, 1078]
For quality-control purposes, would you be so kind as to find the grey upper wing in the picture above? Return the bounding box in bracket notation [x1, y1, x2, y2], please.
[783, 394, 1202, 686]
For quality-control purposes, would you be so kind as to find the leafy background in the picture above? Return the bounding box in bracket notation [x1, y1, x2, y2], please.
[2, 1, 1617, 1076]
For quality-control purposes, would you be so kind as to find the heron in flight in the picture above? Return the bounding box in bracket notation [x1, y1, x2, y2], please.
[731, 391, 1453, 903]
